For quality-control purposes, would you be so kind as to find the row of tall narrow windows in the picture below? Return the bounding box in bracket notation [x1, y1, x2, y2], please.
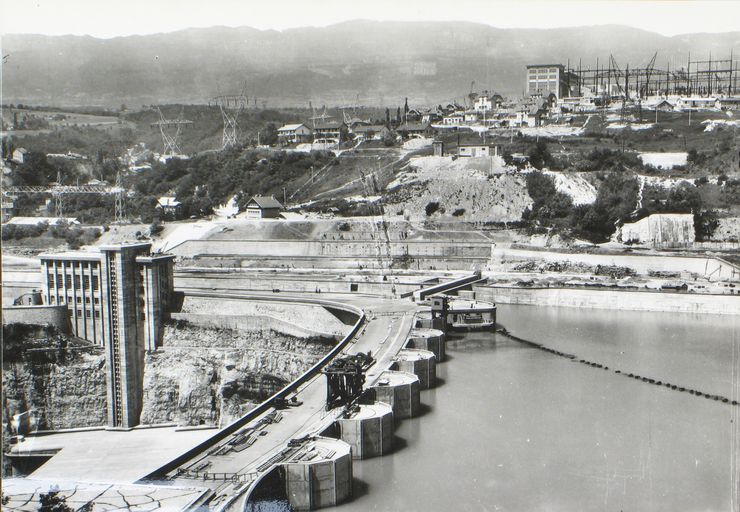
[48, 271, 100, 290]
[51, 296, 100, 305]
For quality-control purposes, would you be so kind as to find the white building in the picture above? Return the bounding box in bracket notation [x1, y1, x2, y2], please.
[474, 95, 493, 113]
[277, 123, 312, 144]
[11, 148, 28, 164]
[458, 144, 499, 158]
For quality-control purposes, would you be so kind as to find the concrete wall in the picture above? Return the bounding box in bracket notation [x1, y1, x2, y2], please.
[169, 312, 337, 340]
[178, 296, 350, 337]
[2, 305, 69, 332]
[171, 239, 491, 260]
[175, 273, 425, 298]
[491, 247, 740, 282]
[474, 285, 739, 315]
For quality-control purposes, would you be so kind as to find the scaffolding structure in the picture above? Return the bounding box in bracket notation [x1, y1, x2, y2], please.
[564, 51, 739, 100]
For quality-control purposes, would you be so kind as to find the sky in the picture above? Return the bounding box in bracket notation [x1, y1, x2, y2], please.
[1, 0, 739, 38]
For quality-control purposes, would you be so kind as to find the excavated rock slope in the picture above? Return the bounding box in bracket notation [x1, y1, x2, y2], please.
[2, 325, 107, 433]
[139, 320, 335, 427]
[384, 156, 532, 222]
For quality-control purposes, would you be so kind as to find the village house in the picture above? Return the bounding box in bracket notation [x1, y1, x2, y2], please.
[352, 124, 390, 141]
[277, 123, 312, 144]
[463, 111, 479, 123]
[458, 143, 499, 158]
[442, 112, 465, 126]
[676, 97, 719, 110]
[11, 148, 28, 164]
[718, 97, 740, 111]
[156, 196, 182, 216]
[245, 195, 283, 219]
[395, 122, 432, 138]
[312, 121, 347, 143]
[474, 94, 493, 113]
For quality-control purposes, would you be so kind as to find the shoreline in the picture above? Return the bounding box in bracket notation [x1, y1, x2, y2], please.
[474, 284, 739, 315]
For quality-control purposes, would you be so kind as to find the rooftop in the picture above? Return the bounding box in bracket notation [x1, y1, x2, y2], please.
[278, 123, 307, 131]
[341, 402, 393, 421]
[527, 63, 565, 69]
[374, 369, 419, 387]
[248, 195, 283, 209]
[396, 348, 436, 362]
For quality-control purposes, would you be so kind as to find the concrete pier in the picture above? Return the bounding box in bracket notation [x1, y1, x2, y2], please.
[414, 310, 446, 331]
[282, 437, 353, 511]
[336, 403, 394, 459]
[446, 298, 496, 330]
[370, 370, 421, 419]
[405, 328, 446, 362]
[393, 349, 436, 389]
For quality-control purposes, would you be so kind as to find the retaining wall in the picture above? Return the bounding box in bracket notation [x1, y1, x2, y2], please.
[2, 305, 70, 332]
[170, 239, 492, 260]
[491, 247, 740, 282]
[474, 285, 739, 315]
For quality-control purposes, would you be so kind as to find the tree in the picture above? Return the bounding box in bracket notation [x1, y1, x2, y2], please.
[528, 140, 554, 170]
[694, 210, 719, 241]
[261, 123, 278, 146]
[385, 108, 391, 127]
[39, 487, 73, 512]
[524, 171, 572, 222]
[572, 173, 639, 241]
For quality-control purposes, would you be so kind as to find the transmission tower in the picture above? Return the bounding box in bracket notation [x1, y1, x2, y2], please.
[212, 93, 248, 149]
[114, 170, 125, 223]
[150, 107, 193, 156]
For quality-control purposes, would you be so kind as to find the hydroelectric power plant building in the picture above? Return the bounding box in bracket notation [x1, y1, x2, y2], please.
[39, 243, 175, 428]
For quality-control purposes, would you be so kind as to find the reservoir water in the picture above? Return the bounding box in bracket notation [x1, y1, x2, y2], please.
[335, 304, 740, 512]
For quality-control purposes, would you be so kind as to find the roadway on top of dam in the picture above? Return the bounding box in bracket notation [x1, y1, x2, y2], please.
[162, 289, 420, 509]
[16, 289, 419, 499]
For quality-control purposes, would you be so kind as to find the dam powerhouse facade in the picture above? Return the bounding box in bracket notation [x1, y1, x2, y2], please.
[39, 243, 175, 428]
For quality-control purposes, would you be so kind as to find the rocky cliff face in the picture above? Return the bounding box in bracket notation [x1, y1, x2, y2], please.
[139, 320, 334, 426]
[2, 324, 107, 477]
[2, 324, 107, 432]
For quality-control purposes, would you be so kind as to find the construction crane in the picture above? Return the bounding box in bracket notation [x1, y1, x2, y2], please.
[359, 166, 396, 288]
[3, 170, 126, 222]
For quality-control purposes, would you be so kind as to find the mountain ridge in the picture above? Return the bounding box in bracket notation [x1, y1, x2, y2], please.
[3, 21, 739, 108]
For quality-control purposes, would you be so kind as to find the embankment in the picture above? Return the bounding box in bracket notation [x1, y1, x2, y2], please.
[475, 285, 738, 315]
[491, 247, 739, 282]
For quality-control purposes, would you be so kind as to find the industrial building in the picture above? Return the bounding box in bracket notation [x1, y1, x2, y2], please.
[39, 242, 175, 428]
[526, 64, 575, 99]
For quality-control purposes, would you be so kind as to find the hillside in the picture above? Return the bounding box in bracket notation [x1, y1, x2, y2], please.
[3, 22, 739, 107]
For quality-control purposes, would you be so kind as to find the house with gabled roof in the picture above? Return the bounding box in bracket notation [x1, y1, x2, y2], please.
[312, 121, 347, 143]
[245, 195, 283, 219]
[278, 123, 312, 144]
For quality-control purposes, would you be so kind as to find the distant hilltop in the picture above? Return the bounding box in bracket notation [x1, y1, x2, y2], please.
[2, 21, 738, 108]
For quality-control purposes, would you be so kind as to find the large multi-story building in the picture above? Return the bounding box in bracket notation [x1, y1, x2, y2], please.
[526, 64, 575, 99]
[39, 243, 175, 428]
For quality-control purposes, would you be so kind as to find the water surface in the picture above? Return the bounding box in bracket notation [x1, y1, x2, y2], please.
[337, 305, 740, 512]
